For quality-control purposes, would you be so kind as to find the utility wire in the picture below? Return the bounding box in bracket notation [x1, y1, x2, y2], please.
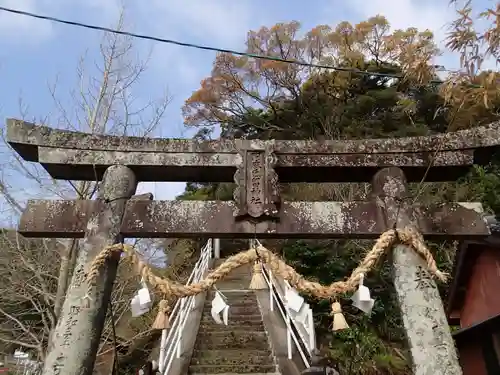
[0, 5, 452, 84]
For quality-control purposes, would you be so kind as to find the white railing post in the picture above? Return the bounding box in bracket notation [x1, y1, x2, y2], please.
[158, 329, 167, 373]
[249, 238, 258, 251]
[159, 240, 213, 375]
[286, 310, 292, 359]
[307, 309, 315, 352]
[269, 270, 274, 312]
[176, 298, 186, 358]
[253, 239, 315, 369]
[213, 238, 220, 258]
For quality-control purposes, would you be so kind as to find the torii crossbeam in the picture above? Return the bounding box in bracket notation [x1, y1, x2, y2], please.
[7, 118, 500, 183]
[7, 118, 496, 239]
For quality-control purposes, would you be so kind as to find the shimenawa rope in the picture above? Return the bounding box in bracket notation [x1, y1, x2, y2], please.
[84, 227, 448, 330]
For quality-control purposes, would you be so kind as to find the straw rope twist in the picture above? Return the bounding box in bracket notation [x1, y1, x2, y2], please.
[84, 227, 448, 310]
[83, 243, 125, 303]
[156, 299, 171, 317]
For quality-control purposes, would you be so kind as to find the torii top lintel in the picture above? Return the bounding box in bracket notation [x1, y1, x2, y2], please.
[6, 118, 500, 183]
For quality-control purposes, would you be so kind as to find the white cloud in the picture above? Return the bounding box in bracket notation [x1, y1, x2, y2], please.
[0, 0, 53, 41]
[148, 0, 256, 48]
[0, 0, 259, 46]
[77, 0, 121, 17]
[142, 0, 266, 90]
[347, 0, 456, 43]
[344, 0, 498, 71]
[342, 0, 463, 70]
[0, 0, 122, 42]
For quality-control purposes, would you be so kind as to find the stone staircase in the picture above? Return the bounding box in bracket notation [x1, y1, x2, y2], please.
[188, 261, 279, 374]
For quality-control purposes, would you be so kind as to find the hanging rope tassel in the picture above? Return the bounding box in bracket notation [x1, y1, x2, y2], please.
[152, 299, 171, 330]
[331, 302, 349, 331]
[249, 261, 267, 290]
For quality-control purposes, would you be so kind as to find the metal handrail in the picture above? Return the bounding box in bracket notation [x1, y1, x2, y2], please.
[281, 274, 316, 353]
[158, 240, 212, 374]
[260, 260, 316, 369]
[157, 238, 317, 373]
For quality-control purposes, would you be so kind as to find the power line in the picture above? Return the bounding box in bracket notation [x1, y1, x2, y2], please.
[0, 5, 449, 84]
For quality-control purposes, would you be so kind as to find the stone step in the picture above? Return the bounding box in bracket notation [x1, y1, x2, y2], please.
[214, 276, 252, 280]
[214, 269, 252, 275]
[196, 330, 268, 337]
[222, 272, 252, 278]
[190, 260, 276, 374]
[200, 324, 266, 332]
[204, 296, 259, 304]
[190, 349, 274, 366]
[213, 273, 252, 279]
[188, 364, 277, 374]
[212, 282, 253, 289]
[214, 263, 251, 268]
[203, 300, 260, 307]
[200, 315, 264, 324]
[205, 292, 259, 303]
[215, 279, 253, 285]
[200, 313, 263, 322]
[206, 290, 257, 296]
[215, 268, 252, 274]
[207, 290, 255, 295]
[200, 318, 264, 329]
[202, 305, 261, 315]
[200, 315, 263, 325]
[212, 282, 254, 290]
[194, 331, 270, 350]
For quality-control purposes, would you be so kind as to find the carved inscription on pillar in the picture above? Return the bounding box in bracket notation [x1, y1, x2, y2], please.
[234, 140, 280, 220]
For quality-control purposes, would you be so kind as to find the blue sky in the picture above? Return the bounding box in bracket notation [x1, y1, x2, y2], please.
[0, 0, 493, 223]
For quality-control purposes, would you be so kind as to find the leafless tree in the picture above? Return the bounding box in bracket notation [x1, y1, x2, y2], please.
[0, 8, 171, 363]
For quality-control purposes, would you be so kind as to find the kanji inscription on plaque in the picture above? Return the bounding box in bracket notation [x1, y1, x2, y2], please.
[233, 140, 279, 220]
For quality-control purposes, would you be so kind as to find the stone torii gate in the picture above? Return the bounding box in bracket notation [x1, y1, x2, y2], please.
[6, 118, 498, 375]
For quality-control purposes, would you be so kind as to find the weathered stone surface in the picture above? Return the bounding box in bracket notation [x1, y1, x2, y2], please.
[35, 149, 476, 182]
[188, 364, 278, 373]
[18, 199, 489, 239]
[38, 147, 238, 169]
[190, 350, 273, 365]
[6, 118, 239, 157]
[8, 118, 500, 154]
[20, 199, 102, 237]
[41, 165, 137, 375]
[130, 192, 154, 200]
[7, 118, 498, 182]
[199, 318, 265, 331]
[371, 167, 463, 375]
